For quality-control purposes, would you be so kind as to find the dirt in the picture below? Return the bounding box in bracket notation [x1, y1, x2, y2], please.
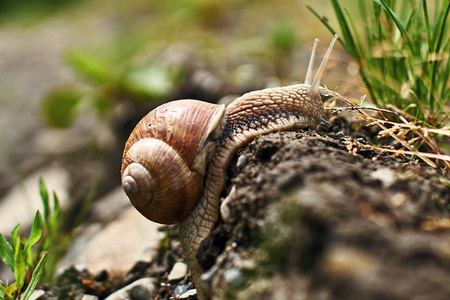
[44, 117, 450, 300]
[195, 119, 450, 300]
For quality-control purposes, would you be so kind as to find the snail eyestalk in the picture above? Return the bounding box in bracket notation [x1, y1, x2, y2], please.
[310, 33, 339, 96]
[305, 38, 319, 85]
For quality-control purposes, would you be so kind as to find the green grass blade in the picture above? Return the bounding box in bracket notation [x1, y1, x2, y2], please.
[9, 224, 20, 261]
[306, 6, 343, 47]
[13, 235, 25, 293]
[39, 178, 50, 225]
[430, 2, 450, 115]
[422, 0, 432, 52]
[373, 0, 415, 53]
[433, 2, 450, 54]
[24, 211, 43, 255]
[0, 233, 14, 271]
[21, 252, 48, 300]
[49, 191, 61, 229]
[330, 0, 358, 57]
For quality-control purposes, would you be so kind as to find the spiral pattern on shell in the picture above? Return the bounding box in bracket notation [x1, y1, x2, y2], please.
[121, 100, 226, 224]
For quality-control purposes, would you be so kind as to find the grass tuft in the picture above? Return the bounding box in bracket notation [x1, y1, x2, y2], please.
[308, 0, 450, 128]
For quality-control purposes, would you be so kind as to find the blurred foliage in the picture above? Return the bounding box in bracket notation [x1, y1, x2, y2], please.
[0, 0, 82, 22]
[41, 86, 82, 128]
[270, 21, 298, 56]
[35, 0, 332, 128]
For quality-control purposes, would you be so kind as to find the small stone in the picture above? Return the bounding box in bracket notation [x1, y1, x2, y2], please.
[178, 289, 197, 299]
[173, 283, 189, 296]
[371, 168, 395, 187]
[104, 277, 157, 300]
[168, 262, 188, 281]
[223, 268, 245, 289]
[81, 295, 99, 300]
[59, 206, 161, 276]
[30, 289, 46, 299]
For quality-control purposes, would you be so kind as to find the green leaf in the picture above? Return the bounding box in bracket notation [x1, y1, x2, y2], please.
[21, 252, 48, 300]
[331, 0, 358, 57]
[3, 282, 17, 300]
[49, 191, 61, 229]
[24, 211, 43, 255]
[13, 235, 25, 292]
[123, 65, 175, 101]
[10, 224, 20, 252]
[40, 86, 82, 129]
[39, 178, 50, 225]
[65, 49, 113, 85]
[0, 233, 14, 271]
[373, 0, 415, 53]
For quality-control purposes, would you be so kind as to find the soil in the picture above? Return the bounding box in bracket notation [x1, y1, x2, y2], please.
[45, 116, 450, 300]
[197, 120, 450, 300]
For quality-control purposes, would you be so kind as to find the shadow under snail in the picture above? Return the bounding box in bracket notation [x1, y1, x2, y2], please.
[121, 34, 339, 299]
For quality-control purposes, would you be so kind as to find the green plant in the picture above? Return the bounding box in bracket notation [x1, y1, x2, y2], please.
[309, 0, 450, 128]
[36, 178, 63, 282]
[0, 211, 48, 300]
[0, 177, 85, 299]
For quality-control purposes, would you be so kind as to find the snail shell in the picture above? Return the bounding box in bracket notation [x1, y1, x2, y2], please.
[121, 100, 226, 224]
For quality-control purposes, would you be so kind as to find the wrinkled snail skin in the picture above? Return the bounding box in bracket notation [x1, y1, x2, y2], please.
[122, 35, 339, 300]
[178, 84, 324, 299]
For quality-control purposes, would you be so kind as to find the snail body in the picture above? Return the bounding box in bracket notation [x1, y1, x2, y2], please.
[121, 34, 339, 299]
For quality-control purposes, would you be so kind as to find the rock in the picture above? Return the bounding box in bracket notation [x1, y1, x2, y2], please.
[178, 289, 197, 299]
[81, 295, 99, 300]
[30, 289, 46, 300]
[104, 277, 158, 300]
[168, 262, 188, 282]
[90, 186, 132, 223]
[59, 204, 161, 276]
[173, 283, 189, 296]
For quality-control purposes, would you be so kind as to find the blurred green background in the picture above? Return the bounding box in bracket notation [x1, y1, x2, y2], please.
[0, 0, 349, 197]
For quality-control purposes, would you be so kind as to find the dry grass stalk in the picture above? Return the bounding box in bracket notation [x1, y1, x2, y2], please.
[323, 91, 450, 173]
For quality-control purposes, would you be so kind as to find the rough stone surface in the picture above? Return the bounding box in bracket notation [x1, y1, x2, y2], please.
[168, 262, 188, 282]
[81, 295, 99, 300]
[104, 277, 157, 300]
[179, 289, 198, 299]
[59, 203, 161, 276]
[90, 186, 135, 223]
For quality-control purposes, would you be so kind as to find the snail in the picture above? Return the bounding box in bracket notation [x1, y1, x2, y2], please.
[121, 34, 339, 299]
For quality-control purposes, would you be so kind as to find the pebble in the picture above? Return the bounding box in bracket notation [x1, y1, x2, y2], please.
[168, 262, 188, 281]
[30, 289, 46, 299]
[81, 295, 99, 300]
[178, 289, 197, 299]
[371, 167, 396, 187]
[59, 203, 161, 276]
[104, 277, 157, 300]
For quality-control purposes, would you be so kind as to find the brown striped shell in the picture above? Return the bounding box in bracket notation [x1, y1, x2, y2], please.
[121, 100, 226, 224]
